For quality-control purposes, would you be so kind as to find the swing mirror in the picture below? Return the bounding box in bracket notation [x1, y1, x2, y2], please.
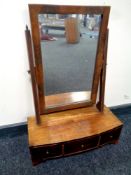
[29, 5, 110, 114]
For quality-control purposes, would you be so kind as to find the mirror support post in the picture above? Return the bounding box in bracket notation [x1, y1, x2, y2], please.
[96, 29, 109, 112]
[25, 25, 41, 125]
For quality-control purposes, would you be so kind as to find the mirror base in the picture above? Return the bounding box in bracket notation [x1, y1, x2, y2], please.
[27, 106, 123, 165]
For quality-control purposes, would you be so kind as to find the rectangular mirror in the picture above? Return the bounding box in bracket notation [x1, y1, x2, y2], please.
[38, 14, 101, 108]
[29, 5, 110, 114]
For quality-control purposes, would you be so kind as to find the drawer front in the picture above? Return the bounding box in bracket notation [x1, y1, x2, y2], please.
[64, 136, 99, 155]
[30, 144, 62, 160]
[100, 127, 122, 145]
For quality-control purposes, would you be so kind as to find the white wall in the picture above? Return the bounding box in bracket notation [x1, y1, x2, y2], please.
[0, 0, 131, 126]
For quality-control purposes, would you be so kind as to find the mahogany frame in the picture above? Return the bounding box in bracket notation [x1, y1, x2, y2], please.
[27, 4, 110, 123]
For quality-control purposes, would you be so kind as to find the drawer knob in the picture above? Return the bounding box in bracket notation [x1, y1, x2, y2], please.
[46, 150, 49, 154]
[81, 144, 84, 148]
[110, 135, 113, 138]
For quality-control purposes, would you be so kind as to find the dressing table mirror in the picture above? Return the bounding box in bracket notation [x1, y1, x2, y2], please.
[25, 4, 123, 165]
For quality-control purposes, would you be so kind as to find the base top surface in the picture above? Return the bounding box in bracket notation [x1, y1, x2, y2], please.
[28, 106, 122, 147]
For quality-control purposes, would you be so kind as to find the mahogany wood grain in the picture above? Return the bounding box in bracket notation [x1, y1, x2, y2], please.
[44, 91, 92, 113]
[28, 5, 110, 114]
[26, 6, 123, 165]
[45, 91, 91, 107]
[25, 26, 41, 124]
[91, 7, 110, 102]
[96, 29, 109, 111]
[100, 127, 122, 146]
[28, 106, 122, 147]
[29, 5, 45, 114]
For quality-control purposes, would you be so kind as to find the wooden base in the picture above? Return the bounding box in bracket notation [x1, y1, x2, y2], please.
[27, 106, 123, 165]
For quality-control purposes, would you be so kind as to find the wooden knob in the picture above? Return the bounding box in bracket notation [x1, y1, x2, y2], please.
[46, 150, 49, 154]
[27, 70, 31, 74]
[81, 144, 84, 148]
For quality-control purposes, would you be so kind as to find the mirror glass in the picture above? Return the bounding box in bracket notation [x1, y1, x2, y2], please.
[38, 14, 101, 108]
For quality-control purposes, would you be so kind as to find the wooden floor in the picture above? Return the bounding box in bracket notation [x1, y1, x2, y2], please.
[28, 106, 122, 147]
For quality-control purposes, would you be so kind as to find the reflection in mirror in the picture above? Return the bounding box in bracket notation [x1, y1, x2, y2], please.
[38, 14, 101, 108]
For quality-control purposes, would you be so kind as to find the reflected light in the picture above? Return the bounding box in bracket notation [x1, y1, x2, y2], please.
[71, 91, 91, 102]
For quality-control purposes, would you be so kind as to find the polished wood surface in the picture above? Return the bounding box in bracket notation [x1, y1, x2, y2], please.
[45, 91, 91, 108]
[91, 7, 110, 103]
[25, 26, 41, 124]
[44, 91, 93, 114]
[26, 5, 123, 166]
[96, 29, 109, 111]
[29, 5, 110, 114]
[28, 106, 122, 146]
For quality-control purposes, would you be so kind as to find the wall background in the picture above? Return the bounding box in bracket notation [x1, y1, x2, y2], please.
[0, 0, 131, 126]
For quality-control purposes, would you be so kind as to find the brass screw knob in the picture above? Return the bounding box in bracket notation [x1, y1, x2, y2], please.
[110, 135, 113, 138]
[46, 150, 49, 154]
[81, 144, 84, 148]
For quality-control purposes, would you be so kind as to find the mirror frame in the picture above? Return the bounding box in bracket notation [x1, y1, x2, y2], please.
[28, 4, 110, 114]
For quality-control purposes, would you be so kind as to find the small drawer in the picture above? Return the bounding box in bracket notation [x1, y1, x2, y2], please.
[30, 144, 62, 160]
[64, 136, 99, 155]
[100, 127, 122, 145]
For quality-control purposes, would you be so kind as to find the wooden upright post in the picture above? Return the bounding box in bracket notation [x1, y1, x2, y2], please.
[25, 25, 41, 124]
[96, 29, 109, 112]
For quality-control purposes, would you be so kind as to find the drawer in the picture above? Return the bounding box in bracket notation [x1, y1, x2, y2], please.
[64, 136, 99, 155]
[100, 127, 122, 145]
[30, 144, 62, 160]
